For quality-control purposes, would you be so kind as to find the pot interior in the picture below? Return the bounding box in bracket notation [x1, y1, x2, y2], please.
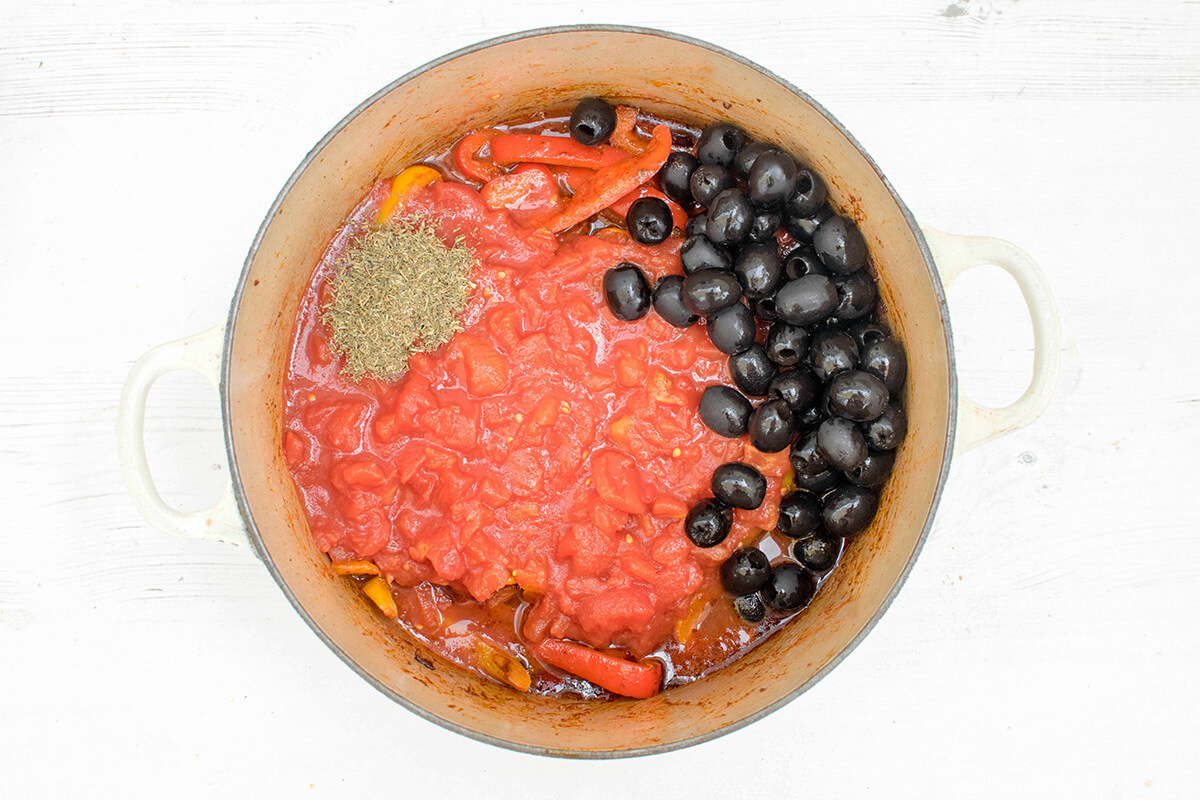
[223, 27, 953, 756]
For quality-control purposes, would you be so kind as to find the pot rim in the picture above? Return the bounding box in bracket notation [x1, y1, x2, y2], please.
[220, 23, 958, 759]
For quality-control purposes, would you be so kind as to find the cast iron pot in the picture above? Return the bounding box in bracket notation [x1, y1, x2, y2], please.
[117, 26, 1060, 757]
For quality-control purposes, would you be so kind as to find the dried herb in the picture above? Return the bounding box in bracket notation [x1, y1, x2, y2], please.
[322, 218, 476, 381]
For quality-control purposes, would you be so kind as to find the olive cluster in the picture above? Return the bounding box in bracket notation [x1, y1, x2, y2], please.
[600, 115, 909, 623]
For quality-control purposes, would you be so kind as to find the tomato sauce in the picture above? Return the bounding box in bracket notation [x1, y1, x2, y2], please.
[283, 113, 801, 696]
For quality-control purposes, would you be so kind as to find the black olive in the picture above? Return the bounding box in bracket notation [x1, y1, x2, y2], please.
[784, 203, 833, 243]
[790, 429, 828, 477]
[769, 368, 820, 414]
[748, 399, 796, 453]
[784, 169, 828, 220]
[813, 214, 868, 275]
[685, 213, 709, 237]
[775, 275, 838, 326]
[776, 490, 822, 538]
[569, 97, 617, 145]
[733, 141, 775, 180]
[753, 295, 780, 322]
[832, 271, 877, 321]
[797, 403, 826, 430]
[827, 370, 890, 422]
[809, 329, 859, 381]
[747, 149, 798, 208]
[706, 188, 754, 246]
[685, 498, 733, 547]
[720, 547, 772, 595]
[793, 467, 841, 495]
[689, 164, 734, 208]
[822, 485, 878, 537]
[680, 234, 732, 274]
[652, 275, 699, 329]
[847, 319, 889, 350]
[760, 563, 817, 612]
[765, 322, 810, 367]
[782, 246, 828, 280]
[861, 402, 907, 450]
[734, 592, 766, 623]
[602, 262, 651, 321]
[748, 209, 783, 243]
[711, 463, 768, 510]
[626, 197, 673, 245]
[793, 533, 841, 574]
[682, 268, 742, 316]
[732, 242, 783, 301]
[698, 385, 754, 438]
[697, 121, 750, 167]
[861, 337, 908, 393]
[707, 302, 756, 355]
[845, 448, 895, 488]
[816, 417, 868, 472]
[729, 344, 777, 397]
[658, 151, 699, 205]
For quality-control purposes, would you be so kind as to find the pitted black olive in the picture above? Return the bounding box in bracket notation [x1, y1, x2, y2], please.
[682, 268, 743, 315]
[732, 242, 783, 300]
[784, 203, 833, 242]
[783, 169, 827, 220]
[832, 271, 877, 321]
[748, 399, 797, 453]
[861, 402, 907, 450]
[809, 328, 859, 381]
[768, 368, 820, 414]
[602, 262, 651, 321]
[697, 122, 750, 167]
[689, 164, 734, 208]
[658, 151, 699, 205]
[626, 196, 673, 245]
[707, 302, 756, 355]
[776, 490, 822, 539]
[816, 417, 868, 472]
[760, 563, 817, 611]
[711, 463, 768, 510]
[721, 547, 772, 595]
[861, 337, 908, 392]
[765, 322, 810, 367]
[569, 97, 616, 145]
[698, 385, 754, 438]
[783, 246, 828, 281]
[827, 370, 890, 422]
[733, 141, 775, 180]
[685, 498, 733, 547]
[729, 344, 777, 397]
[706, 188, 755, 246]
[652, 275, 699, 328]
[845, 449, 895, 488]
[813, 214, 868, 274]
[680, 234, 732, 274]
[822, 485, 878, 537]
[793, 533, 841, 574]
[775, 275, 838, 326]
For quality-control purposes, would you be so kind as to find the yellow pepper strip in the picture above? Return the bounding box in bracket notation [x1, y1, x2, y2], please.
[674, 592, 712, 645]
[329, 558, 381, 576]
[362, 576, 398, 618]
[376, 165, 441, 224]
[475, 641, 532, 692]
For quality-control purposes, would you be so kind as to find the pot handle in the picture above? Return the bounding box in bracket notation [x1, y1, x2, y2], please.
[920, 225, 1061, 454]
[117, 324, 250, 547]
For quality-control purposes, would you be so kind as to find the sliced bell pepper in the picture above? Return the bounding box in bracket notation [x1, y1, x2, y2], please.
[475, 640, 532, 692]
[362, 576, 398, 618]
[490, 133, 629, 170]
[329, 558, 381, 576]
[609, 105, 649, 153]
[376, 165, 441, 224]
[481, 163, 563, 228]
[608, 184, 689, 232]
[540, 124, 673, 234]
[533, 638, 663, 699]
[452, 128, 503, 183]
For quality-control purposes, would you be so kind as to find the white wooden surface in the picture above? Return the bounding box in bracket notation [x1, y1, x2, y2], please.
[3, 0, 1198, 796]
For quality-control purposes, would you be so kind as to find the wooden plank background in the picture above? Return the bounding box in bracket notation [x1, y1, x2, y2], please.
[2, 0, 1197, 796]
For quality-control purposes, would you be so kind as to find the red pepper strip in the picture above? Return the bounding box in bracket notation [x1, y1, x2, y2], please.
[452, 128, 503, 183]
[540, 124, 672, 234]
[609, 184, 689, 232]
[533, 639, 663, 699]
[490, 133, 629, 170]
[609, 105, 648, 153]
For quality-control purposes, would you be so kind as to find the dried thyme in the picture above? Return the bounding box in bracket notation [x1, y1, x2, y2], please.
[322, 218, 476, 381]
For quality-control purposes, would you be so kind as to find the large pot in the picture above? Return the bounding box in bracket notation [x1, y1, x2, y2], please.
[117, 26, 1060, 757]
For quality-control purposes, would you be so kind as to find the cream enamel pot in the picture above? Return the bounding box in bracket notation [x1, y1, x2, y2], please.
[117, 26, 1060, 757]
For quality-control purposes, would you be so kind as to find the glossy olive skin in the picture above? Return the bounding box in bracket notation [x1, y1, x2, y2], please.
[845, 448, 895, 488]
[753, 296, 780, 322]
[732, 141, 775, 180]
[706, 188, 755, 245]
[774, 274, 838, 326]
[861, 336, 908, 392]
[682, 268, 743, 316]
[680, 234, 732, 274]
[732, 242, 783, 300]
[793, 533, 842, 574]
[569, 97, 616, 145]
[689, 164, 734, 208]
[784, 204, 832, 243]
[769, 368, 820, 414]
[685, 498, 733, 547]
[652, 275, 699, 329]
[816, 416, 869, 472]
[765, 322, 810, 367]
[697, 121, 750, 166]
[707, 302, 756, 355]
[720, 547, 772, 595]
[827, 370, 890, 422]
[809, 329, 860, 381]
[734, 592, 766, 623]
[729, 344, 777, 397]
[748, 209, 783, 243]
[602, 262, 651, 321]
[784, 169, 828, 220]
[760, 563, 818, 612]
[847, 319, 888, 350]
[861, 402, 907, 450]
[698, 385, 754, 438]
[658, 151, 699, 205]
[711, 463, 768, 510]
[626, 196, 673, 245]
[748, 399, 797, 453]
[790, 429, 829, 477]
[822, 485, 878, 537]
[685, 213, 709, 237]
[793, 467, 842, 495]
[776, 490, 822, 539]
[832, 271, 877, 321]
[783, 246, 828, 280]
[747, 150, 798, 208]
[813, 214, 868, 274]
